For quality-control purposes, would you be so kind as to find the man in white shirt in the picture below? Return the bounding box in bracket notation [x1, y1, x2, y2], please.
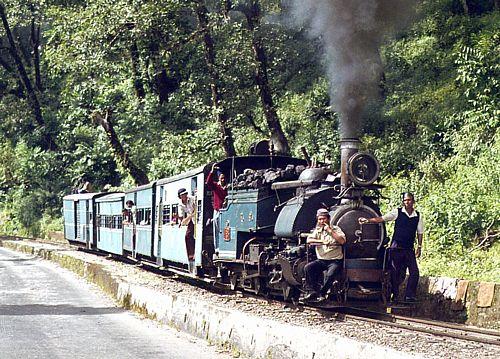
[178, 188, 196, 262]
[359, 193, 424, 302]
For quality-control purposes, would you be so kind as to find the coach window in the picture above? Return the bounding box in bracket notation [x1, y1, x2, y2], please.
[163, 205, 171, 225]
[171, 204, 179, 224]
[197, 199, 202, 224]
[136, 208, 144, 224]
[112, 215, 123, 229]
[144, 208, 151, 225]
[137, 208, 151, 225]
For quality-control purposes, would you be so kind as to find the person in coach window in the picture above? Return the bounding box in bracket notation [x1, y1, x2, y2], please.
[359, 192, 424, 302]
[178, 188, 196, 263]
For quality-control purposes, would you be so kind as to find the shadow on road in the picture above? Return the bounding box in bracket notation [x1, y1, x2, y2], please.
[0, 257, 36, 263]
[0, 304, 125, 316]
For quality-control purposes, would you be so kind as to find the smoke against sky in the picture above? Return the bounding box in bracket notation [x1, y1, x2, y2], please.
[289, 0, 416, 138]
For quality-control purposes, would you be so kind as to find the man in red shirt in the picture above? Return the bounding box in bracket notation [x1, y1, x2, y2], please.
[206, 163, 228, 251]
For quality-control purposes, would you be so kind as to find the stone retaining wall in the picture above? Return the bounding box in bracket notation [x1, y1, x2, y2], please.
[405, 276, 499, 329]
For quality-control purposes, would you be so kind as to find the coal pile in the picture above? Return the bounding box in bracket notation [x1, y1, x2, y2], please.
[231, 164, 307, 189]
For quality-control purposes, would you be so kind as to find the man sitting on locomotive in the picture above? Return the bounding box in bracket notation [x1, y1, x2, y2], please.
[303, 208, 346, 302]
[358, 192, 424, 302]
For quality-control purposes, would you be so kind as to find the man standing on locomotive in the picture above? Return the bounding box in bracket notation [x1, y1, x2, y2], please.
[359, 192, 424, 302]
[303, 208, 346, 302]
[205, 163, 227, 252]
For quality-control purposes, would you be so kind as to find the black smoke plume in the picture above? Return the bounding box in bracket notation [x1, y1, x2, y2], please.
[290, 0, 417, 139]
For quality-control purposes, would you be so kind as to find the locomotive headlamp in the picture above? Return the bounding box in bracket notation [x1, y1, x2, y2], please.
[347, 152, 380, 186]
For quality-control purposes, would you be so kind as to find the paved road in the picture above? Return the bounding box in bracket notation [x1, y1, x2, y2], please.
[0, 247, 230, 359]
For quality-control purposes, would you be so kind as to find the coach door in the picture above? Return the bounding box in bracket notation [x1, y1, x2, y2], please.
[154, 185, 164, 265]
[63, 199, 77, 241]
[123, 193, 136, 255]
[79, 200, 89, 247]
[87, 200, 94, 249]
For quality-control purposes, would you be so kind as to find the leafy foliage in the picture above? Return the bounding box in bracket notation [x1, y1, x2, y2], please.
[0, 0, 498, 280]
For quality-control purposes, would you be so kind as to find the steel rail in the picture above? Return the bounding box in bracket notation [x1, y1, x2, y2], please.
[324, 307, 500, 347]
[392, 313, 500, 338]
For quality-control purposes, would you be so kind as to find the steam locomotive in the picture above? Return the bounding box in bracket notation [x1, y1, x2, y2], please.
[63, 138, 391, 304]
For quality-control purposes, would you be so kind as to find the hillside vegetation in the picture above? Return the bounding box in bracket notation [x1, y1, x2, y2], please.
[0, 0, 498, 281]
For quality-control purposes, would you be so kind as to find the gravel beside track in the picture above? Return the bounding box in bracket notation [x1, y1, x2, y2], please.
[5, 239, 500, 359]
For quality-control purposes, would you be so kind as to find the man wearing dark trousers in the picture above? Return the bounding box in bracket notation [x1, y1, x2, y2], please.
[205, 163, 227, 251]
[303, 208, 346, 302]
[359, 193, 424, 302]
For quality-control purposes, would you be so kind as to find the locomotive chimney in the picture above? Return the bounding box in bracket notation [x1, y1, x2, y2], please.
[340, 137, 360, 189]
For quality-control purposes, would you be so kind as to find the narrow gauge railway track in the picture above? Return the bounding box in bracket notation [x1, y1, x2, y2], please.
[321, 306, 500, 347]
[5, 237, 500, 347]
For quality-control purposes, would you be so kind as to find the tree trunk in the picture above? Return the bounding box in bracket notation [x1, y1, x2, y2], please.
[376, 47, 386, 98]
[0, 3, 56, 150]
[222, 0, 232, 20]
[148, 42, 180, 109]
[92, 109, 150, 186]
[129, 41, 145, 99]
[31, 19, 42, 91]
[495, 0, 499, 10]
[29, 5, 42, 91]
[194, 0, 236, 157]
[461, 0, 469, 15]
[242, 2, 290, 155]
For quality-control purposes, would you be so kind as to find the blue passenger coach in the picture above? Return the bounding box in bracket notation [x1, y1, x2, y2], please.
[95, 193, 125, 255]
[124, 182, 157, 259]
[63, 193, 108, 249]
[154, 165, 211, 273]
